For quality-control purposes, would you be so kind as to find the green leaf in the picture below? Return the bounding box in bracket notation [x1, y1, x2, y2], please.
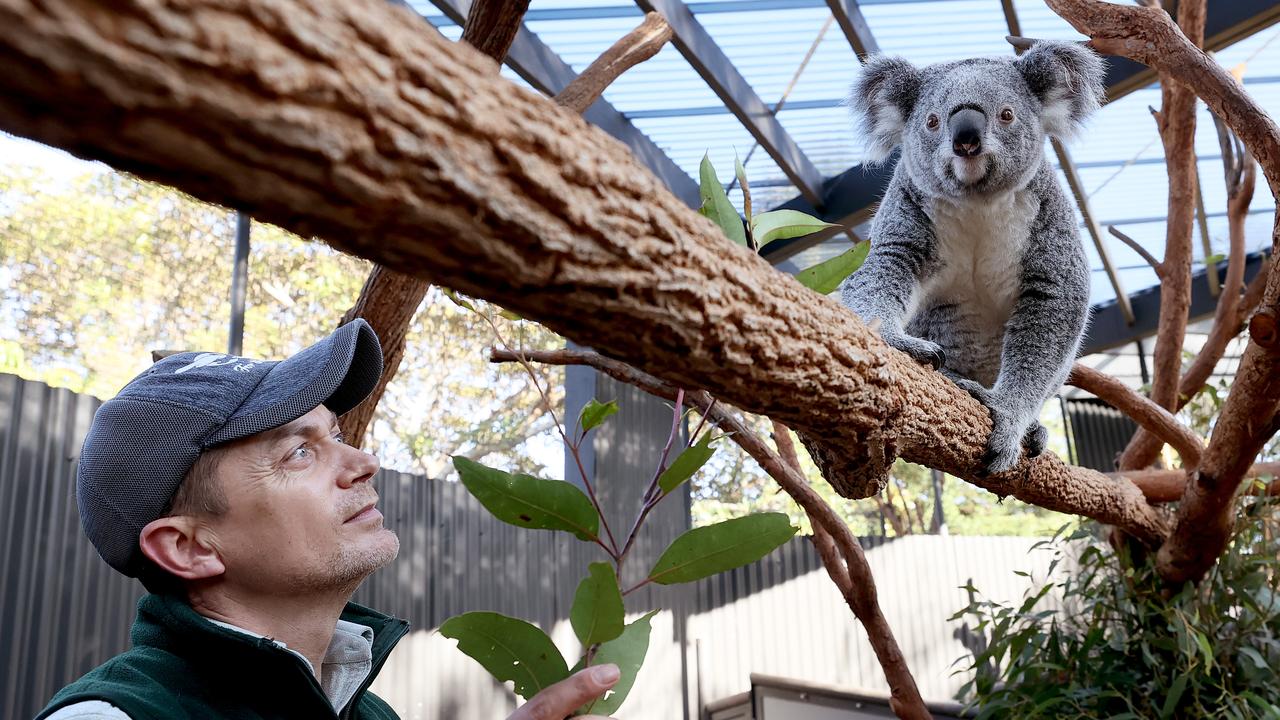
[697, 154, 747, 246]
[440, 612, 569, 701]
[578, 399, 619, 434]
[734, 152, 752, 225]
[794, 241, 870, 295]
[658, 433, 716, 494]
[453, 457, 600, 542]
[750, 209, 838, 250]
[571, 563, 625, 648]
[646, 513, 797, 585]
[1194, 631, 1214, 669]
[1239, 646, 1269, 671]
[498, 307, 522, 321]
[441, 287, 475, 312]
[576, 610, 660, 716]
[1205, 252, 1226, 266]
[1160, 674, 1189, 719]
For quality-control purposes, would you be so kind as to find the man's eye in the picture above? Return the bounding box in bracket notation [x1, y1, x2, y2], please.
[288, 445, 312, 461]
[333, 430, 347, 445]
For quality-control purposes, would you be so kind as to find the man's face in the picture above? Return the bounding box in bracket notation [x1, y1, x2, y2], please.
[201, 405, 399, 594]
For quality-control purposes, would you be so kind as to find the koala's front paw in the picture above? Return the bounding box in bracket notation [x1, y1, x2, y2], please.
[883, 333, 946, 370]
[952, 379, 1025, 475]
[1023, 422, 1048, 457]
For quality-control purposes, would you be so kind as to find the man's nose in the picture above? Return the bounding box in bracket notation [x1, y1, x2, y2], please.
[950, 108, 985, 157]
[336, 442, 380, 487]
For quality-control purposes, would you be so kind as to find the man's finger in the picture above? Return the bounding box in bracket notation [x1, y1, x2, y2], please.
[508, 664, 621, 720]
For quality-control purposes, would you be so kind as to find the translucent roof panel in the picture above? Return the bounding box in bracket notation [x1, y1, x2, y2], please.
[860, 0, 1013, 64]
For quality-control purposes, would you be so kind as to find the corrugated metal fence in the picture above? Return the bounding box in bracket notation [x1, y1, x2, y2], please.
[1, 374, 1051, 719]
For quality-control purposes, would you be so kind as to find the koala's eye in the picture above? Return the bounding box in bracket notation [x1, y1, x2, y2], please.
[999, 107, 1015, 124]
[925, 113, 940, 131]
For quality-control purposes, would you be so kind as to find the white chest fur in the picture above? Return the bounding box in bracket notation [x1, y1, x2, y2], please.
[916, 190, 1039, 329]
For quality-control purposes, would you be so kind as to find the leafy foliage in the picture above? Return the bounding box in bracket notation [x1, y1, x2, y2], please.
[647, 512, 797, 585]
[0, 161, 564, 479]
[954, 496, 1280, 719]
[452, 456, 600, 542]
[438, 612, 569, 701]
[571, 562, 625, 647]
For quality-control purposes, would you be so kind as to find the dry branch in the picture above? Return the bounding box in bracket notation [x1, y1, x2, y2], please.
[1119, 119, 1259, 470]
[1046, 0, 1280, 582]
[491, 347, 931, 719]
[553, 13, 671, 114]
[337, 268, 431, 446]
[1107, 226, 1163, 277]
[0, 0, 1167, 545]
[1066, 364, 1202, 468]
[461, 0, 531, 62]
[1127, 0, 1203, 474]
[1114, 463, 1280, 503]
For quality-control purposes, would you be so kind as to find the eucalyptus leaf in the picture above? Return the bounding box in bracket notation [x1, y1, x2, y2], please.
[734, 152, 752, 225]
[795, 241, 870, 295]
[453, 457, 599, 542]
[575, 610, 659, 716]
[658, 433, 715, 494]
[647, 513, 797, 585]
[441, 287, 475, 312]
[751, 209, 838, 250]
[578, 399, 619, 435]
[571, 562, 625, 648]
[698, 154, 747, 246]
[439, 612, 569, 701]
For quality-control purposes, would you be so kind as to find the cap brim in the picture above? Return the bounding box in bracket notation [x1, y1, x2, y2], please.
[205, 320, 383, 446]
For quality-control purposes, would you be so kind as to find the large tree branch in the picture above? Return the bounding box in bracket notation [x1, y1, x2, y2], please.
[1047, 0, 1280, 582]
[1114, 463, 1280, 503]
[0, 0, 1167, 545]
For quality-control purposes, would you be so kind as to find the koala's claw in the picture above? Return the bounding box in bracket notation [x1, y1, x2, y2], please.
[1023, 423, 1048, 457]
[952, 379, 1024, 475]
[885, 335, 946, 370]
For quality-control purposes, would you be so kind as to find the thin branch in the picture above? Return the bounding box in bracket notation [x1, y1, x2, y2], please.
[483, 324, 620, 557]
[1107, 225, 1163, 277]
[1112, 463, 1280, 503]
[1067, 364, 1203, 468]
[495, 348, 932, 719]
[553, 13, 671, 114]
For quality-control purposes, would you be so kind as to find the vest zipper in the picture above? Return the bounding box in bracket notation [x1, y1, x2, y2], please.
[339, 618, 410, 720]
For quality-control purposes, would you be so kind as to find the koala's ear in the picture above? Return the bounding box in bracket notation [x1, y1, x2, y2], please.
[1016, 41, 1105, 139]
[849, 56, 922, 164]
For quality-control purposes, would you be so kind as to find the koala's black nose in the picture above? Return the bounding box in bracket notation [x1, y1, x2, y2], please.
[950, 108, 985, 157]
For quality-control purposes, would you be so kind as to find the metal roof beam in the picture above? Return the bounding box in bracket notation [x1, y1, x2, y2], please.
[424, 0, 701, 209]
[634, 0, 827, 206]
[826, 0, 879, 60]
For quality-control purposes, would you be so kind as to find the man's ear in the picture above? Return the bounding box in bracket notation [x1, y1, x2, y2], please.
[139, 516, 226, 581]
[1017, 41, 1105, 140]
[849, 56, 922, 164]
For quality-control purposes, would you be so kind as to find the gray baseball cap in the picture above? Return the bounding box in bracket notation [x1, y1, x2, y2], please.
[77, 319, 383, 577]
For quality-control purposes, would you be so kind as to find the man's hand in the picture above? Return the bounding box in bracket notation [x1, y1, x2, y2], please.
[508, 664, 621, 720]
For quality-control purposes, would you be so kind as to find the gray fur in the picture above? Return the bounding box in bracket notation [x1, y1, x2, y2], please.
[841, 42, 1102, 474]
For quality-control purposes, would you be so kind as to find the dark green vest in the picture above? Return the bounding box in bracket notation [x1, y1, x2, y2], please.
[37, 593, 409, 720]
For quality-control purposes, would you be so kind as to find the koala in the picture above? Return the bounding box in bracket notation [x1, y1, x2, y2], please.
[841, 42, 1102, 475]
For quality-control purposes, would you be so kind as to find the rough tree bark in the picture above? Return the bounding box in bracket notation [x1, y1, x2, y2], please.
[0, 0, 1170, 545]
[336, 0, 534, 446]
[1047, 0, 1280, 583]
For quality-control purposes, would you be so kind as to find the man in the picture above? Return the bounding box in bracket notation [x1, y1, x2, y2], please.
[39, 319, 617, 720]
